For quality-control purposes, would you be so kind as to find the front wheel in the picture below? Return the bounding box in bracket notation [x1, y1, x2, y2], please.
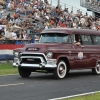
[53, 60, 67, 79]
[92, 61, 100, 75]
[18, 67, 31, 78]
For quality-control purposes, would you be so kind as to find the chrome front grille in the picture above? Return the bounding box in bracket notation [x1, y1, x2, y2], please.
[21, 58, 41, 64]
[13, 52, 57, 68]
[20, 53, 47, 65]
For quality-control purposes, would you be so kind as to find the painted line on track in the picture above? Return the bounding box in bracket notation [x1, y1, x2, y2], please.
[0, 83, 24, 87]
[49, 91, 100, 100]
[0, 74, 18, 77]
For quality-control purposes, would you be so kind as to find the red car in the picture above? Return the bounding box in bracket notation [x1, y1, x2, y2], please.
[13, 28, 100, 79]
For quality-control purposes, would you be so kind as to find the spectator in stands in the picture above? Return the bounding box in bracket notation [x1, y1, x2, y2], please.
[97, 24, 100, 31]
[0, 0, 5, 6]
[25, 22, 31, 34]
[22, 30, 29, 44]
[0, 7, 3, 19]
[16, 4, 22, 14]
[22, 30, 27, 39]
[6, 13, 11, 21]
[7, 1, 12, 10]
[80, 16, 86, 26]
[44, 22, 49, 29]
[59, 20, 67, 28]
[13, 12, 19, 19]
[9, 17, 15, 25]
[72, 20, 77, 28]
[10, 29, 17, 40]
[90, 24, 97, 30]
[5, 28, 13, 44]
[15, 17, 22, 25]
[33, 28, 39, 36]
[10, 0, 16, 10]
[23, 1, 29, 7]
[0, 27, 5, 40]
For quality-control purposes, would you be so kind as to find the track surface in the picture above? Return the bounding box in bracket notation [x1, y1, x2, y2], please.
[0, 69, 100, 100]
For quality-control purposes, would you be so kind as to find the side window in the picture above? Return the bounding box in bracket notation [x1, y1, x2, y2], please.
[81, 35, 92, 45]
[62, 35, 72, 44]
[71, 34, 82, 44]
[92, 35, 100, 45]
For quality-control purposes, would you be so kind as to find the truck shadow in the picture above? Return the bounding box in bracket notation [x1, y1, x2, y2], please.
[18, 69, 96, 81]
[67, 69, 94, 79]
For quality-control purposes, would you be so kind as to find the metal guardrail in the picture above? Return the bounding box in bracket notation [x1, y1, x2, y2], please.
[0, 40, 33, 44]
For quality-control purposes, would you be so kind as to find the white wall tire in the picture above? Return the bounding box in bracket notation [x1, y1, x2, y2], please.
[53, 60, 67, 79]
[92, 61, 100, 75]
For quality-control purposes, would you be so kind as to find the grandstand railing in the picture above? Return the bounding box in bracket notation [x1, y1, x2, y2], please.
[0, 40, 33, 44]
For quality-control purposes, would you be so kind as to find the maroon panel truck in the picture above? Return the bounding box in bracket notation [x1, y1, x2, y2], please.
[13, 28, 100, 79]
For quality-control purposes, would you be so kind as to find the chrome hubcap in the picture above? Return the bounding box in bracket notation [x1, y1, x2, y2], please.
[59, 64, 65, 75]
[96, 63, 100, 72]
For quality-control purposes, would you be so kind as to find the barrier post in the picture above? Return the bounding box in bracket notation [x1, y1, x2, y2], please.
[58, 0, 60, 7]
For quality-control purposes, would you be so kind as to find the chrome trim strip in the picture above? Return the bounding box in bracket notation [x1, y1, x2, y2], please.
[45, 64, 57, 68]
[48, 49, 70, 50]
[21, 64, 40, 67]
[20, 63, 57, 68]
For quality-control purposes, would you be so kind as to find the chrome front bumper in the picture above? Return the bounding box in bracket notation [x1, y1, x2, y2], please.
[13, 52, 57, 68]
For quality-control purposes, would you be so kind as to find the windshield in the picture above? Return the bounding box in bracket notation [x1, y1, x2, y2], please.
[39, 33, 71, 43]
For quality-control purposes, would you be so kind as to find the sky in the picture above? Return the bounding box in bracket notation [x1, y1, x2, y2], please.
[61, 0, 85, 10]
[48, 0, 92, 15]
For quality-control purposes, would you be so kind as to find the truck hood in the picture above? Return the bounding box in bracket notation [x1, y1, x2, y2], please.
[24, 43, 70, 53]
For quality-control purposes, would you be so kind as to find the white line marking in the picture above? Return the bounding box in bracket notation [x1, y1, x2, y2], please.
[0, 83, 24, 87]
[49, 91, 100, 100]
[0, 72, 36, 77]
[0, 74, 18, 77]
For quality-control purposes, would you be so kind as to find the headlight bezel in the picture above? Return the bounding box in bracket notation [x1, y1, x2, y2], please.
[46, 51, 53, 59]
[13, 51, 20, 57]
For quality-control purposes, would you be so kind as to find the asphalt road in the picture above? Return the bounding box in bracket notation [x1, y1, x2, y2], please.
[0, 69, 100, 100]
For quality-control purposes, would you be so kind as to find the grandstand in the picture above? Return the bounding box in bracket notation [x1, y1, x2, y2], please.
[80, 0, 100, 19]
[0, 0, 100, 61]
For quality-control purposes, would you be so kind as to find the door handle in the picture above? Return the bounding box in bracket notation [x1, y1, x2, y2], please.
[68, 51, 71, 53]
[81, 45, 85, 48]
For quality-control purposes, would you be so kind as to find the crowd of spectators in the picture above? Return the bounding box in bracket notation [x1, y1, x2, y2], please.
[0, 0, 100, 44]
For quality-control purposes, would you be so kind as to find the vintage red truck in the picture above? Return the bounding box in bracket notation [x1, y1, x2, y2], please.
[13, 28, 100, 79]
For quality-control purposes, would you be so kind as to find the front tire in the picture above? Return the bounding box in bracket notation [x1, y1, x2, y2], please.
[53, 60, 67, 79]
[92, 61, 100, 75]
[18, 67, 31, 77]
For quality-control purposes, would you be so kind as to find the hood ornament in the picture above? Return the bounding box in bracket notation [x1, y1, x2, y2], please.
[26, 47, 39, 51]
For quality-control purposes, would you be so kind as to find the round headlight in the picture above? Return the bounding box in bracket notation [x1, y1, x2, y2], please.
[14, 51, 19, 57]
[46, 52, 53, 59]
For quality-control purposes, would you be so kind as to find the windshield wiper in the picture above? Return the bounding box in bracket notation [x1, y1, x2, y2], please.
[43, 42, 51, 43]
[43, 41, 58, 43]
[61, 42, 67, 44]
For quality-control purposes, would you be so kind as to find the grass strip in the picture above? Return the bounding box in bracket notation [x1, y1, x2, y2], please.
[62, 92, 100, 100]
[0, 63, 18, 75]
